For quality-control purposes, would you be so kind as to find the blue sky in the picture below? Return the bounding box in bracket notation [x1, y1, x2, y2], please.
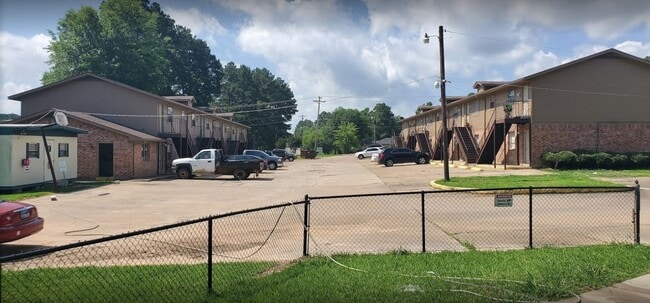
[1, 0, 649, 130]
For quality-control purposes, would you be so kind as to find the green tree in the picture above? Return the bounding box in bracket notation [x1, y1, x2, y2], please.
[43, 0, 221, 104]
[147, 2, 222, 105]
[333, 122, 359, 153]
[218, 63, 298, 149]
[42, 6, 104, 84]
[371, 103, 401, 141]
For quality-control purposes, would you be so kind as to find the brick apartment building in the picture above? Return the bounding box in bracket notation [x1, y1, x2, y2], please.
[400, 48, 650, 168]
[8, 73, 250, 180]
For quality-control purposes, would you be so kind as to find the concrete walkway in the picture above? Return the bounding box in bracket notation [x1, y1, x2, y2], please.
[554, 274, 650, 302]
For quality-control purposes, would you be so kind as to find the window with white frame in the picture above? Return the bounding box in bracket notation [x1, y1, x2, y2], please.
[509, 131, 516, 150]
[58, 143, 69, 157]
[142, 143, 150, 161]
[26, 143, 40, 158]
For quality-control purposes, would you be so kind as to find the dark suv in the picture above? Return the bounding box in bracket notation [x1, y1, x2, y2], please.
[377, 147, 430, 167]
[271, 149, 296, 162]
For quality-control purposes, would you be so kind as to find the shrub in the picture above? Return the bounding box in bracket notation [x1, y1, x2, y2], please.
[556, 151, 577, 169]
[542, 152, 559, 168]
[610, 154, 628, 169]
[631, 154, 650, 168]
[577, 153, 596, 168]
[593, 152, 612, 169]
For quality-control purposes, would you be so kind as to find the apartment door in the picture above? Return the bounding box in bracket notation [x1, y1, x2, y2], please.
[98, 143, 114, 177]
[523, 129, 530, 164]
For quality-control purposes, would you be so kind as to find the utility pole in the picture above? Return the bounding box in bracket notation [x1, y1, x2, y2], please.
[313, 97, 325, 150]
[439, 25, 450, 181]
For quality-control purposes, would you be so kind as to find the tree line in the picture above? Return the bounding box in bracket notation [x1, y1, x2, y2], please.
[42, 0, 404, 152]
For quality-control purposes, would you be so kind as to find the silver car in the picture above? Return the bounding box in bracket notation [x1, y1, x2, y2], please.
[354, 147, 384, 159]
[242, 149, 284, 170]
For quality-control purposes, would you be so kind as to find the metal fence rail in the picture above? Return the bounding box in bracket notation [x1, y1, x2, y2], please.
[0, 186, 640, 302]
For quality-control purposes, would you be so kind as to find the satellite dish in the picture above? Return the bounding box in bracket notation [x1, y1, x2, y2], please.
[53, 111, 69, 126]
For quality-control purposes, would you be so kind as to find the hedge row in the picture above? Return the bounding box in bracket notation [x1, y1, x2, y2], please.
[542, 151, 650, 170]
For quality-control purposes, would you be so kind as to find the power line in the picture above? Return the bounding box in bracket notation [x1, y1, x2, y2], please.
[445, 30, 576, 53]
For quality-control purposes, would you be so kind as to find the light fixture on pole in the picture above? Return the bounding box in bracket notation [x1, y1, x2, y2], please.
[424, 26, 450, 181]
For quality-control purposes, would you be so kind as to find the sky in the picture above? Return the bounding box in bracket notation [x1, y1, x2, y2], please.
[1, 0, 649, 131]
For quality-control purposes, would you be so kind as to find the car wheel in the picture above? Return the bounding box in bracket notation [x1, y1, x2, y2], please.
[288, 156, 295, 162]
[269, 162, 278, 170]
[176, 167, 192, 179]
[416, 156, 428, 164]
[384, 159, 394, 167]
[233, 169, 248, 180]
[357, 154, 364, 159]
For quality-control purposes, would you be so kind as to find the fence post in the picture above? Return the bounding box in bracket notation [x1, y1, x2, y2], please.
[421, 191, 426, 253]
[635, 180, 641, 245]
[207, 218, 213, 294]
[303, 195, 311, 256]
[529, 186, 533, 249]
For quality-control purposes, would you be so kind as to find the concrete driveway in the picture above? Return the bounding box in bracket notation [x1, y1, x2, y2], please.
[1, 155, 647, 255]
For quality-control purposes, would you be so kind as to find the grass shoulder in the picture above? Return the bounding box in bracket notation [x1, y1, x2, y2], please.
[434, 169, 649, 189]
[0, 181, 113, 202]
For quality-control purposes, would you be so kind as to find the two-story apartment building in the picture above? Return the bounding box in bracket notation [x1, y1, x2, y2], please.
[8, 73, 250, 179]
[400, 48, 650, 168]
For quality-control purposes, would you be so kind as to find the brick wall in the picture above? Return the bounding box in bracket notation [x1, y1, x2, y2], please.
[70, 119, 159, 180]
[531, 122, 650, 167]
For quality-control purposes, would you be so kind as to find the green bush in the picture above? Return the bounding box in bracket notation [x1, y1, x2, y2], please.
[577, 153, 596, 168]
[543, 151, 650, 169]
[631, 154, 650, 167]
[610, 154, 628, 169]
[542, 152, 559, 168]
[556, 151, 577, 169]
[593, 152, 612, 169]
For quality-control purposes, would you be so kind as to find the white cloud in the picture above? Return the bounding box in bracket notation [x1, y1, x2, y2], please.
[202, 0, 650, 129]
[0, 32, 50, 114]
[164, 6, 227, 46]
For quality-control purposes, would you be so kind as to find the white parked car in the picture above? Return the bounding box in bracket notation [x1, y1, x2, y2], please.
[354, 147, 384, 159]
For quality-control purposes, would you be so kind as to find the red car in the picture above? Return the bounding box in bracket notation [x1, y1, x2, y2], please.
[0, 200, 44, 243]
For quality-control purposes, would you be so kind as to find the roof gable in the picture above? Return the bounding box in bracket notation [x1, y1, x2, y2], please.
[9, 73, 250, 129]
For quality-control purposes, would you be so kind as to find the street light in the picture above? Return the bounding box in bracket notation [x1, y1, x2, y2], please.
[424, 25, 450, 181]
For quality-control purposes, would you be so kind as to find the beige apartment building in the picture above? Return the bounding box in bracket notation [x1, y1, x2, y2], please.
[400, 48, 650, 168]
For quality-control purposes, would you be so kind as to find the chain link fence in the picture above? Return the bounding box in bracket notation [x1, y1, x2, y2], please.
[1, 186, 640, 302]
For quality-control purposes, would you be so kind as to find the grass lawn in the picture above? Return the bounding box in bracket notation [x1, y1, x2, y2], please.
[3, 244, 649, 303]
[0, 181, 113, 202]
[434, 169, 650, 189]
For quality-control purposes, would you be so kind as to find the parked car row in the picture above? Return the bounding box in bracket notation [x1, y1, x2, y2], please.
[356, 146, 431, 167]
[171, 148, 295, 180]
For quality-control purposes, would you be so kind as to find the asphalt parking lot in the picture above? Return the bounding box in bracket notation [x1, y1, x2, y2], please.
[2, 154, 648, 255]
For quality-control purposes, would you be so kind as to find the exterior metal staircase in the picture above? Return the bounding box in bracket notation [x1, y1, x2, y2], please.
[415, 132, 432, 156]
[476, 121, 512, 164]
[453, 127, 479, 163]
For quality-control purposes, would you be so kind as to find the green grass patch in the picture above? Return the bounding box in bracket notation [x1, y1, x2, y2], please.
[3, 244, 649, 302]
[435, 171, 632, 189]
[0, 181, 113, 202]
[545, 169, 650, 178]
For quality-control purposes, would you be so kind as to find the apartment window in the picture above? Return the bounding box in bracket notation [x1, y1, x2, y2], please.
[191, 114, 196, 127]
[58, 143, 69, 157]
[167, 107, 173, 122]
[205, 122, 210, 130]
[142, 143, 150, 161]
[26, 143, 39, 158]
[509, 131, 516, 150]
[489, 99, 495, 109]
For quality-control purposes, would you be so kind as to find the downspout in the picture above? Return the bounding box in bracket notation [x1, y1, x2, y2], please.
[133, 142, 136, 179]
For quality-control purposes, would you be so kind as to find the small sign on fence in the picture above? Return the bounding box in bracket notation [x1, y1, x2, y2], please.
[494, 194, 513, 207]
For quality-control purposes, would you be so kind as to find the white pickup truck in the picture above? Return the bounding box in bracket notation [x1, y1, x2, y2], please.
[171, 149, 261, 180]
